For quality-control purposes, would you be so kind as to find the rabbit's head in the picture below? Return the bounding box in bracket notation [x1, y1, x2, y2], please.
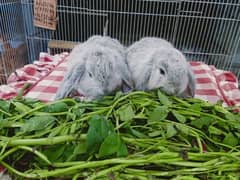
[146, 48, 195, 97]
[76, 47, 121, 99]
[55, 37, 133, 100]
[127, 37, 195, 98]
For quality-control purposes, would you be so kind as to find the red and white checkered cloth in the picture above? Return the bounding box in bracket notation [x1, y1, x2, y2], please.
[0, 52, 239, 108]
[190, 62, 240, 107]
[0, 52, 68, 100]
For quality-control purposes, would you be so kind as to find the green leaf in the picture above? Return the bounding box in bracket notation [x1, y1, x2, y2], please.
[32, 102, 45, 108]
[117, 104, 135, 122]
[0, 119, 9, 128]
[71, 107, 85, 118]
[208, 126, 223, 135]
[234, 123, 240, 130]
[131, 128, 148, 138]
[86, 116, 114, 154]
[66, 112, 76, 121]
[223, 133, 238, 147]
[149, 106, 169, 121]
[73, 143, 87, 155]
[148, 131, 161, 137]
[14, 102, 32, 113]
[61, 145, 75, 162]
[214, 105, 237, 120]
[214, 105, 228, 114]
[0, 100, 10, 112]
[86, 124, 104, 153]
[176, 124, 189, 135]
[189, 103, 202, 111]
[135, 113, 147, 119]
[44, 145, 65, 162]
[200, 101, 214, 109]
[191, 116, 213, 129]
[21, 115, 56, 132]
[172, 110, 186, 123]
[67, 143, 87, 161]
[117, 140, 128, 157]
[157, 90, 172, 106]
[190, 120, 201, 129]
[225, 112, 238, 121]
[99, 133, 120, 157]
[23, 98, 42, 107]
[166, 124, 177, 138]
[100, 118, 114, 138]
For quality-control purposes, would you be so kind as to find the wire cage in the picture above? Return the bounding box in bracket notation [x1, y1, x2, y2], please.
[0, 0, 28, 84]
[1, 0, 240, 84]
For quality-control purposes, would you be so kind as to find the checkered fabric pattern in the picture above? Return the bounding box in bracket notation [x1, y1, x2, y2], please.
[0, 52, 68, 100]
[0, 52, 239, 108]
[190, 62, 240, 107]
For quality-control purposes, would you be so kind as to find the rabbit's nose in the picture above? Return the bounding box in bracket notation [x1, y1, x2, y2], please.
[95, 52, 103, 56]
[174, 84, 183, 94]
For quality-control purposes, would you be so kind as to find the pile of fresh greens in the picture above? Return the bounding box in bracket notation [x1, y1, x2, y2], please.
[0, 90, 239, 179]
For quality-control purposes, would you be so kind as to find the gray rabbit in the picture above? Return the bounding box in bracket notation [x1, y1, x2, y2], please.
[55, 35, 133, 100]
[127, 37, 196, 98]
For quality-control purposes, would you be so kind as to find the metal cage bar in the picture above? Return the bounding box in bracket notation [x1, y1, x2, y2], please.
[0, 0, 27, 84]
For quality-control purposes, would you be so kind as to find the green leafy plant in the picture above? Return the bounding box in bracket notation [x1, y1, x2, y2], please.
[0, 90, 239, 179]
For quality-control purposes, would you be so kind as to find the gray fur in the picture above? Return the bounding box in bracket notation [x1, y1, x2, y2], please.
[55, 35, 133, 100]
[127, 37, 196, 97]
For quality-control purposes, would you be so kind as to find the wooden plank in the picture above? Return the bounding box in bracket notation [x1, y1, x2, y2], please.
[48, 40, 79, 50]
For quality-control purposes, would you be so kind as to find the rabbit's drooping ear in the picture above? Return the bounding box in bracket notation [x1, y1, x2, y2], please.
[119, 63, 134, 92]
[54, 64, 85, 100]
[180, 68, 196, 98]
[129, 58, 153, 91]
[121, 74, 134, 93]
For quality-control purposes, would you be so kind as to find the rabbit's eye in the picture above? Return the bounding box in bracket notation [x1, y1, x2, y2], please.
[88, 72, 93, 78]
[159, 68, 165, 75]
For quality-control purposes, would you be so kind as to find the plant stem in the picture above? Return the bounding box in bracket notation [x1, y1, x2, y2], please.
[90, 164, 127, 179]
[0, 135, 80, 146]
[106, 91, 153, 118]
[13, 99, 77, 121]
[1, 161, 40, 178]
[0, 108, 12, 116]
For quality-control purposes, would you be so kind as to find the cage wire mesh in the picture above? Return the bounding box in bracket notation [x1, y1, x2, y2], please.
[0, 0, 28, 84]
[1, 0, 240, 84]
